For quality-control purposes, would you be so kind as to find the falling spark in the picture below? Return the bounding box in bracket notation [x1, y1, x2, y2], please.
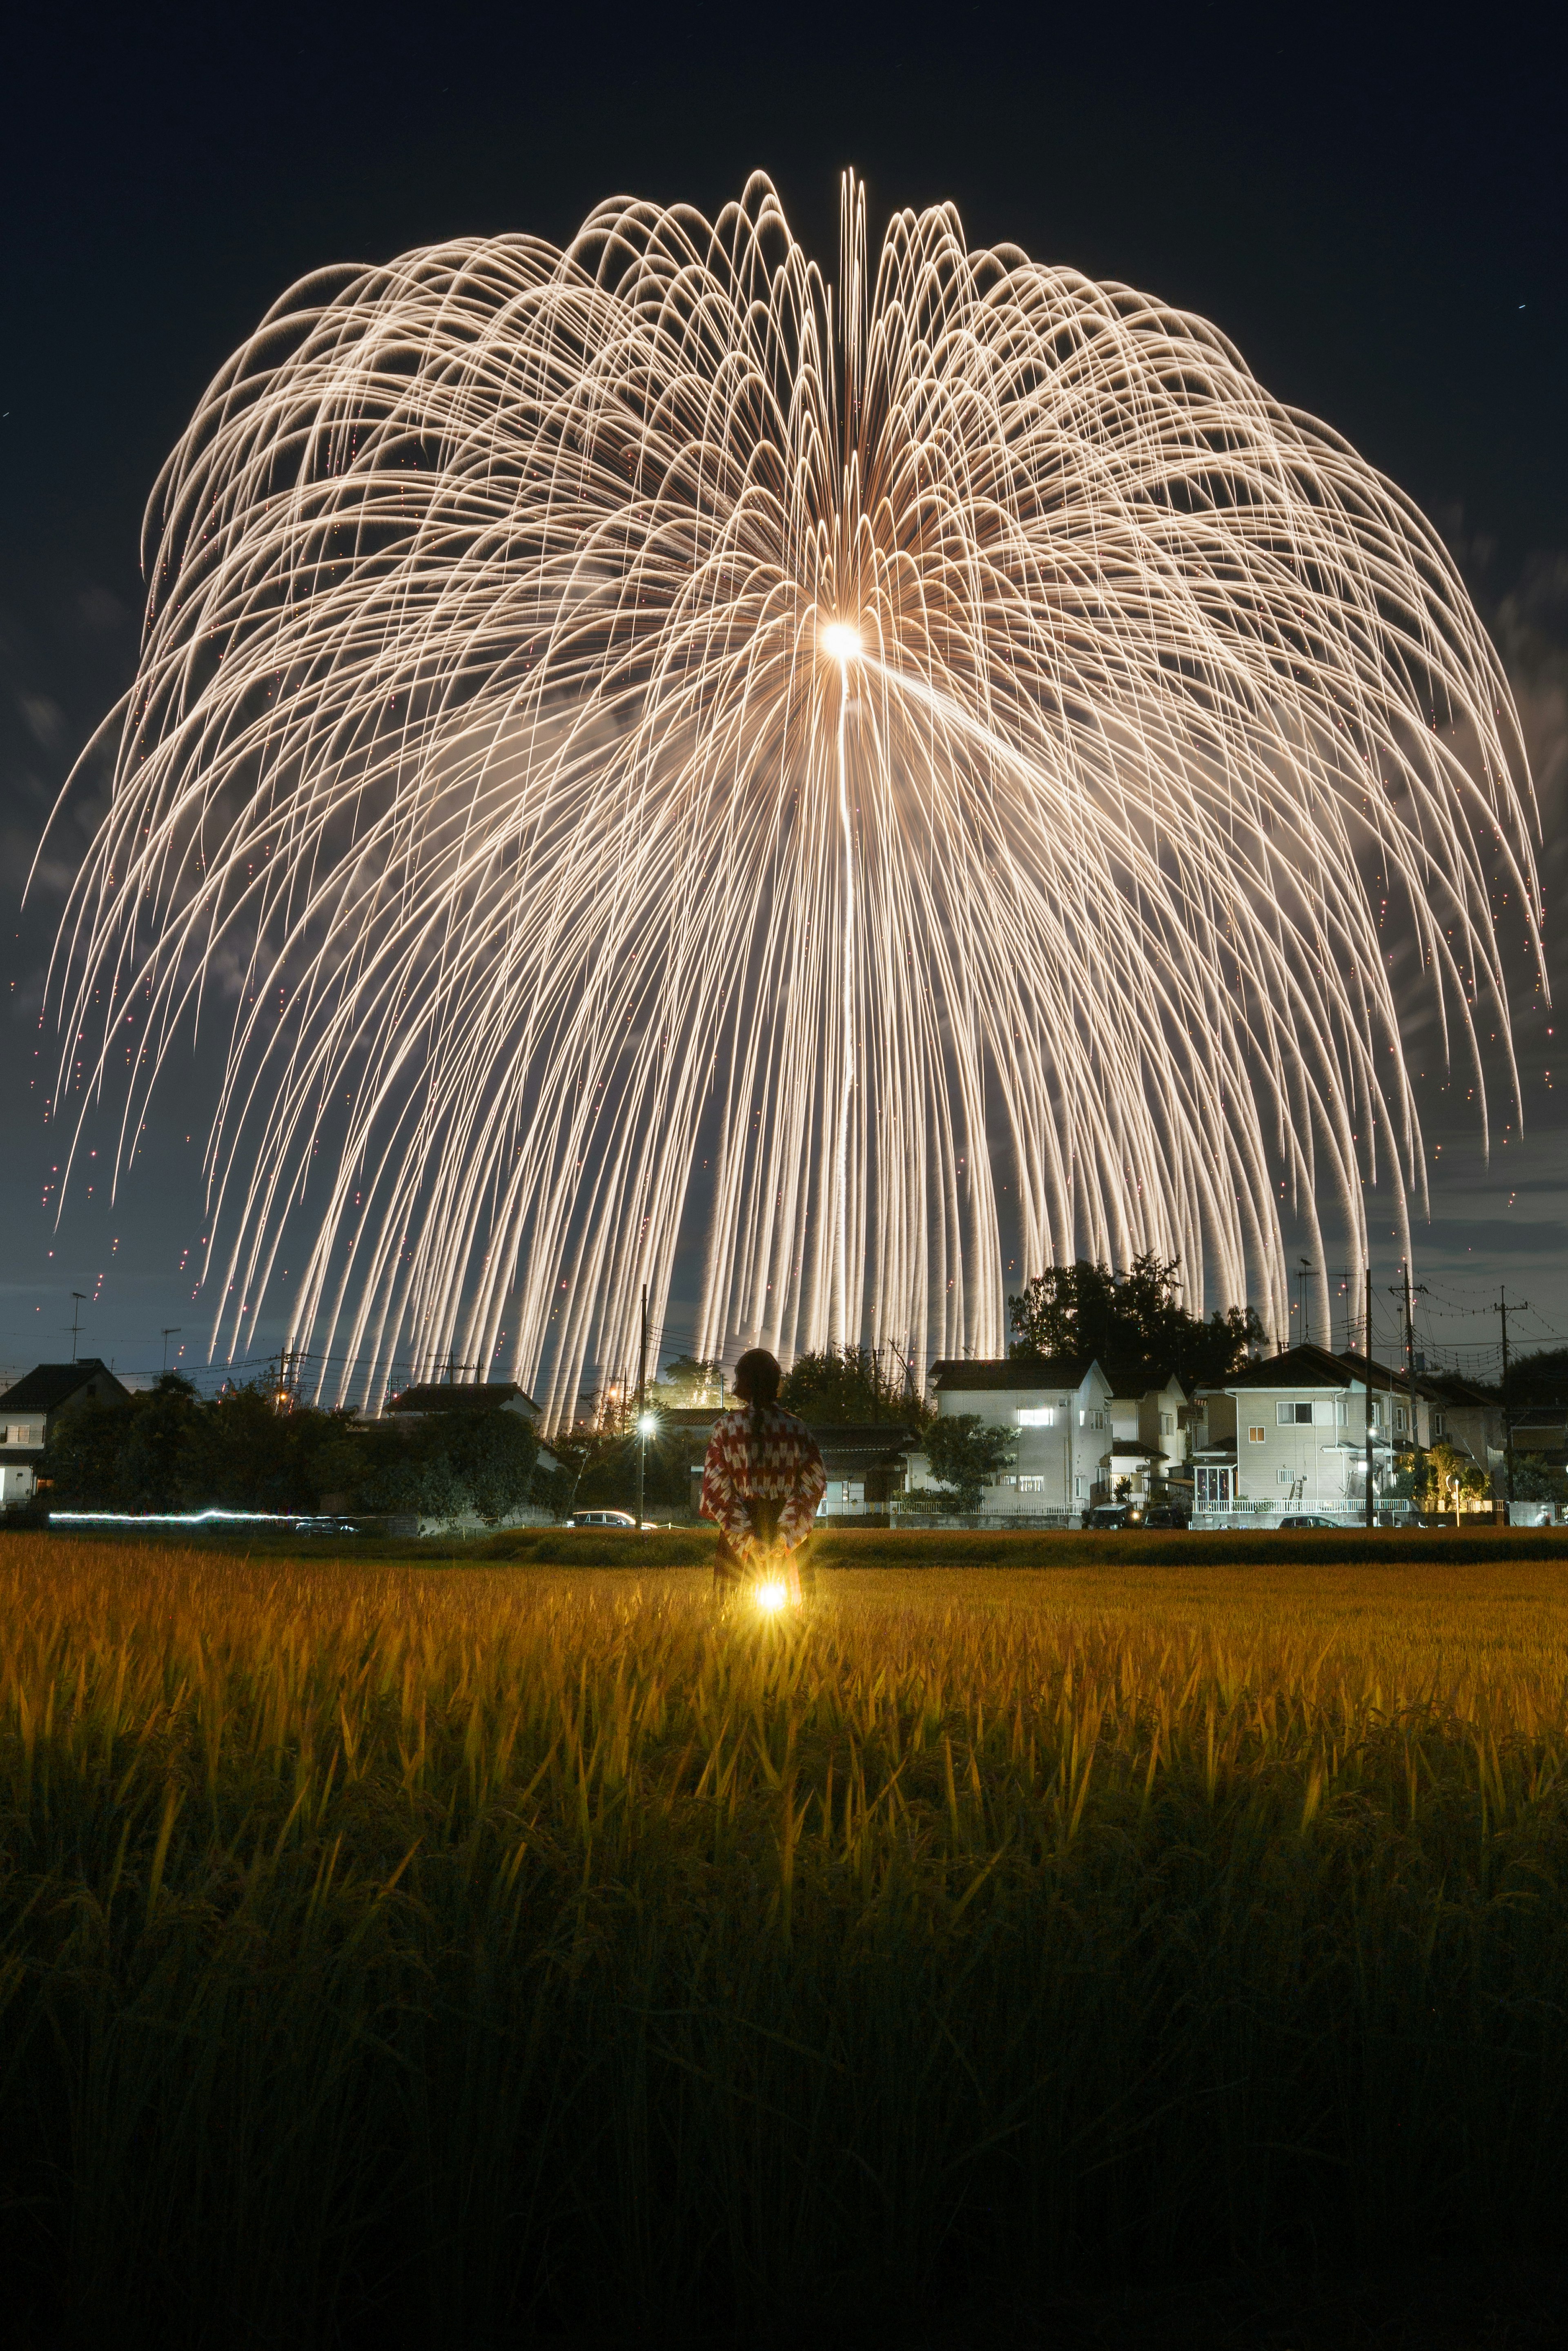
[38, 175, 1541, 1414]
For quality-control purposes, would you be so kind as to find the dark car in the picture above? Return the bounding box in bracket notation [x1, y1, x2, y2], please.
[1139, 1507, 1191, 1530]
[1274, 1514, 1341, 1530]
[1081, 1503, 1134, 1529]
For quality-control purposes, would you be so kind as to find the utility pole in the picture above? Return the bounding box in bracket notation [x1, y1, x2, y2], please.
[1297, 1258, 1315, 1347]
[69, 1293, 86, 1363]
[1388, 1264, 1426, 1519]
[1363, 1266, 1375, 1528]
[1496, 1285, 1527, 1516]
[161, 1327, 181, 1374]
[635, 1281, 648, 1530]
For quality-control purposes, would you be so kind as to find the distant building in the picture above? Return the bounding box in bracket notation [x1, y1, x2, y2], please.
[385, 1378, 542, 1423]
[381, 1379, 563, 1481]
[0, 1360, 132, 1507]
[904, 1357, 1186, 1520]
[1189, 1342, 1483, 1523]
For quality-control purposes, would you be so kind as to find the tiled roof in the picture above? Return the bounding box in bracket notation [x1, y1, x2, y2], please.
[931, 1356, 1093, 1391]
[1225, 1345, 1404, 1393]
[0, 1360, 125, 1414]
[1098, 1360, 1188, 1399]
[387, 1380, 537, 1415]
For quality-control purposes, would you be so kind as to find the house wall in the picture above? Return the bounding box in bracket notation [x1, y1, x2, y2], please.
[924, 1369, 1113, 1513]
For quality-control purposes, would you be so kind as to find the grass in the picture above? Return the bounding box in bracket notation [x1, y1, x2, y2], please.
[3, 1534, 1568, 2345]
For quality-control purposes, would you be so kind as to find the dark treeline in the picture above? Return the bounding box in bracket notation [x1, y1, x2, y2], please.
[41, 1374, 564, 1522]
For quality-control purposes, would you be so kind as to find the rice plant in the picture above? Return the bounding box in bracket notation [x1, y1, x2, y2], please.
[2, 1536, 1566, 2344]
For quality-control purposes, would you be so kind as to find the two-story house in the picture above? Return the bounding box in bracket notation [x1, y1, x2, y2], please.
[1190, 1343, 1429, 1524]
[1100, 1365, 1191, 1508]
[0, 1360, 133, 1508]
[907, 1358, 1119, 1521]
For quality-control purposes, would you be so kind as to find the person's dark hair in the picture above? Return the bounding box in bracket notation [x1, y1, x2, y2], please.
[732, 1348, 781, 1435]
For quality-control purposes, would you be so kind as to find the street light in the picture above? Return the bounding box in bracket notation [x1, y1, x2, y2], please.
[636, 1410, 657, 1529]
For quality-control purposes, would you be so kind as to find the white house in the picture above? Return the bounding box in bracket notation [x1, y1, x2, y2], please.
[0, 1360, 133, 1507]
[909, 1357, 1179, 1520]
[1189, 1342, 1435, 1524]
[1101, 1366, 1191, 1506]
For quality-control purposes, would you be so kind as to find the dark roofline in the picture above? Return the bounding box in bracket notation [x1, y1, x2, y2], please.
[0, 1360, 129, 1414]
[1098, 1361, 1189, 1399]
[931, 1356, 1094, 1391]
[1221, 1345, 1410, 1394]
[387, 1380, 537, 1414]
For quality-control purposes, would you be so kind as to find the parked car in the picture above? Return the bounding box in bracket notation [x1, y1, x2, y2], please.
[1139, 1507, 1190, 1530]
[569, 1509, 638, 1529]
[1082, 1503, 1134, 1529]
[1275, 1514, 1341, 1530]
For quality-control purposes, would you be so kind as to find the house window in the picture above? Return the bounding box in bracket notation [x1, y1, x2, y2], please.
[1372, 1398, 1385, 1429]
[1195, 1466, 1233, 1508]
[1017, 1407, 1055, 1427]
[1431, 1411, 1446, 1438]
[1159, 1412, 1173, 1434]
[1395, 1406, 1408, 1434]
[1278, 1466, 1292, 1485]
[1074, 1475, 1085, 1498]
[1278, 1402, 1315, 1425]
[1247, 1425, 1267, 1444]
[1018, 1475, 1044, 1492]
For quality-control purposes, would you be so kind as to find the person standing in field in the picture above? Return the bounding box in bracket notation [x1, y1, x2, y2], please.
[699, 1348, 826, 1599]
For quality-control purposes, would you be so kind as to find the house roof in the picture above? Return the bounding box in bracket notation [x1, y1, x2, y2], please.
[1222, 1345, 1405, 1394]
[931, 1356, 1095, 1392]
[1414, 1370, 1500, 1407]
[1099, 1361, 1188, 1400]
[0, 1360, 127, 1414]
[386, 1380, 538, 1416]
[809, 1423, 916, 1461]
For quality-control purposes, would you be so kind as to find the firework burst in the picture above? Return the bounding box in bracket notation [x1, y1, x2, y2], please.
[42, 174, 1541, 1414]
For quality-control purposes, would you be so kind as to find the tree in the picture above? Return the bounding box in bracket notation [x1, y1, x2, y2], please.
[916, 1414, 1017, 1512]
[1512, 1454, 1566, 1508]
[779, 1345, 924, 1427]
[43, 1373, 204, 1512]
[1422, 1441, 1490, 1524]
[179, 1382, 365, 1511]
[653, 1355, 725, 1407]
[1009, 1251, 1264, 1385]
[357, 1407, 541, 1523]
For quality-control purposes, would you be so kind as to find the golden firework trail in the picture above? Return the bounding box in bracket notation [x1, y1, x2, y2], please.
[40, 175, 1542, 1416]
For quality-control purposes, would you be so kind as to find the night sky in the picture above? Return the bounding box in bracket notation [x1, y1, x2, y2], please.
[4, 0, 1564, 1391]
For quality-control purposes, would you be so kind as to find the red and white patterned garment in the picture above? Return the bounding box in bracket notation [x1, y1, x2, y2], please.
[699, 1404, 827, 1564]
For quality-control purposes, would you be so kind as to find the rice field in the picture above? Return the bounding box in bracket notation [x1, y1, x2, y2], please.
[4, 1534, 1568, 2345]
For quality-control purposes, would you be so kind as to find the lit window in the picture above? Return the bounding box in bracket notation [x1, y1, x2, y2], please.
[1017, 1407, 1055, 1427]
[1247, 1425, 1267, 1443]
[1018, 1475, 1045, 1492]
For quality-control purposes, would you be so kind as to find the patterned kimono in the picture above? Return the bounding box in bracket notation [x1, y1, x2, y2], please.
[699, 1404, 827, 1594]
